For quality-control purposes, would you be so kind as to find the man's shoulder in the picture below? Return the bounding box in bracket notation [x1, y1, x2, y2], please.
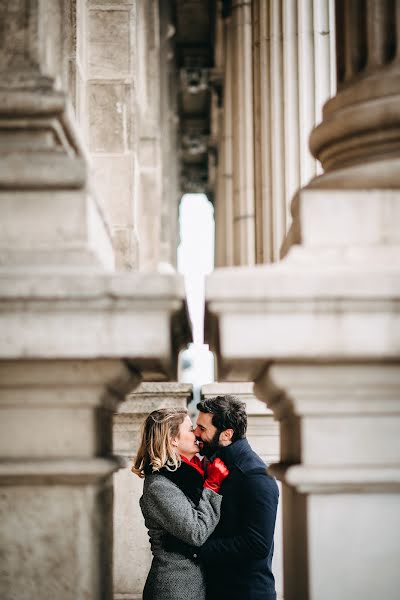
[229, 440, 279, 494]
[231, 438, 267, 473]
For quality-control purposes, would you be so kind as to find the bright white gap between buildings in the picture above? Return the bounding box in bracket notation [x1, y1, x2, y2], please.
[178, 193, 215, 413]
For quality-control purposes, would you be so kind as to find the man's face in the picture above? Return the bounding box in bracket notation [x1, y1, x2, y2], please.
[193, 412, 221, 458]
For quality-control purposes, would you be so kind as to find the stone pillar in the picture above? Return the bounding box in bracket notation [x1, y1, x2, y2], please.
[255, 361, 400, 600]
[201, 382, 283, 599]
[0, 0, 113, 270]
[0, 3, 192, 599]
[206, 3, 400, 600]
[0, 269, 190, 600]
[308, 0, 400, 189]
[0, 359, 139, 600]
[113, 383, 193, 600]
[252, 0, 336, 262]
[159, 0, 180, 270]
[215, 13, 234, 268]
[231, 0, 256, 266]
[134, 1, 164, 272]
[65, 0, 89, 138]
[87, 0, 138, 269]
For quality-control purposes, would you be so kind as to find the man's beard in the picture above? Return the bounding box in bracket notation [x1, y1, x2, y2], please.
[198, 429, 221, 458]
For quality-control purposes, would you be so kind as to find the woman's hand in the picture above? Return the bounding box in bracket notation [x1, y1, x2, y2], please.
[203, 458, 229, 493]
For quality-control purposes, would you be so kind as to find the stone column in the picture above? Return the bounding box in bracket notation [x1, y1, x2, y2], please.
[65, 0, 89, 138]
[252, 0, 336, 262]
[87, 0, 138, 269]
[0, 0, 113, 270]
[206, 2, 400, 599]
[134, 1, 164, 272]
[231, 0, 256, 266]
[255, 360, 400, 600]
[308, 0, 400, 189]
[215, 13, 234, 268]
[159, 0, 180, 270]
[0, 359, 139, 600]
[113, 383, 193, 600]
[0, 3, 192, 599]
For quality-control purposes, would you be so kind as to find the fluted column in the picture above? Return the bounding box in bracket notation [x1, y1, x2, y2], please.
[252, 0, 336, 262]
[159, 0, 180, 270]
[206, 3, 400, 600]
[231, 0, 256, 266]
[215, 13, 234, 268]
[309, 0, 400, 188]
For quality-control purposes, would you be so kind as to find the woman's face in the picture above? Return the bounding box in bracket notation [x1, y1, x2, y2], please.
[172, 415, 199, 460]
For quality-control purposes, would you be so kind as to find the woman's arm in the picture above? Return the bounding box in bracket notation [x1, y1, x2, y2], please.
[143, 476, 222, 547]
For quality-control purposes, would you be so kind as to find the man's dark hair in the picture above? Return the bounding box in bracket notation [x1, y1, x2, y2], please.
[196, 395, 247, 442]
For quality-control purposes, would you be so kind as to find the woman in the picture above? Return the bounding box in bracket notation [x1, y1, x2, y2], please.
[132, 407, 229, 600]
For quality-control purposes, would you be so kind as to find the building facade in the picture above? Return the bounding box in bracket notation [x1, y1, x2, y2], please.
[0, 1, 399, 600]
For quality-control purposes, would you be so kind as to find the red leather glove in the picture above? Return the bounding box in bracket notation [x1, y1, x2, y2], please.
[203, 457, 229, 493]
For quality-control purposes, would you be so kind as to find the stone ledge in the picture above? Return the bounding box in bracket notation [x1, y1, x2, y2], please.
[0, 458, 124, 485]
[270, 463, 400, 494]
[206, 264, 400, 380]
[0, 272, 191, 380]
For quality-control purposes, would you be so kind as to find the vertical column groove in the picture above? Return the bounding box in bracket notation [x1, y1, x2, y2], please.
[270, 0, 285, 259]
[231, 0, 256, 265]
[298, 0, 316, 186]
[283, 0, 300, 221]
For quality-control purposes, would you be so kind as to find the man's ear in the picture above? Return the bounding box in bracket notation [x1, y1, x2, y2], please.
[220, 428, 234, 442]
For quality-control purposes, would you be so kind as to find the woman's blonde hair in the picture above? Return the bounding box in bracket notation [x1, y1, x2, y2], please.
[132, 407, 188, 478]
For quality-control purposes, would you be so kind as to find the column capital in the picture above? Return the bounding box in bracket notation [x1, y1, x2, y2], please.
[308, 0, 400, 189]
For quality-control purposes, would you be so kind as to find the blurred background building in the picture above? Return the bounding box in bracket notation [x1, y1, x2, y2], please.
[1, 1, 399, 600]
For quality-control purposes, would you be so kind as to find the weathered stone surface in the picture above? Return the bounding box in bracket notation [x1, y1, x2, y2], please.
[0, 272, 190, 376]
[0, 190, 114, 269]
[89, 9, 131, 78]
[88, 82, 129, 153]
[112, 227, 139, 270]
[92, 154, 134, 225]
[0, 481, 114, 600]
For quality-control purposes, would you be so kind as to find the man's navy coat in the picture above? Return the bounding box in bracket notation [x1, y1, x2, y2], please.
[199, 437, 279, 600]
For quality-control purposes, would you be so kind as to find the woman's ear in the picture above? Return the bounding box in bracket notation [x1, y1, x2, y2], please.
[170, 436, 179, 448]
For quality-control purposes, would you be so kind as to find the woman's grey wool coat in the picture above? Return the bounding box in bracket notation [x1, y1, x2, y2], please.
[139, 471, 222, 600]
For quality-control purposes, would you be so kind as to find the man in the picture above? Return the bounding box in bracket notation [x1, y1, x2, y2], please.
[193, 394, 279, 600]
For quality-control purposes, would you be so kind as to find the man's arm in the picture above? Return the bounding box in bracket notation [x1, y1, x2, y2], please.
[198, 470, 279, 564]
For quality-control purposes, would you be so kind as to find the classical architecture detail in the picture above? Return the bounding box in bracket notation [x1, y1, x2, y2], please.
[309, 0, 400, 188]
[214, 0, 336, 266]
[2, 1, 399, 599]
[0, 2, 191, 599]
[206, 2, 400, 599]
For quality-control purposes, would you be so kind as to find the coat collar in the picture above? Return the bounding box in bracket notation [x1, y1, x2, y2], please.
[217, 437, 250, 468]
[159, 459, 204, 506]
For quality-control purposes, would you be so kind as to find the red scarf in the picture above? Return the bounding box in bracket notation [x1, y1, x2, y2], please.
[180, 454, 205, 478]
